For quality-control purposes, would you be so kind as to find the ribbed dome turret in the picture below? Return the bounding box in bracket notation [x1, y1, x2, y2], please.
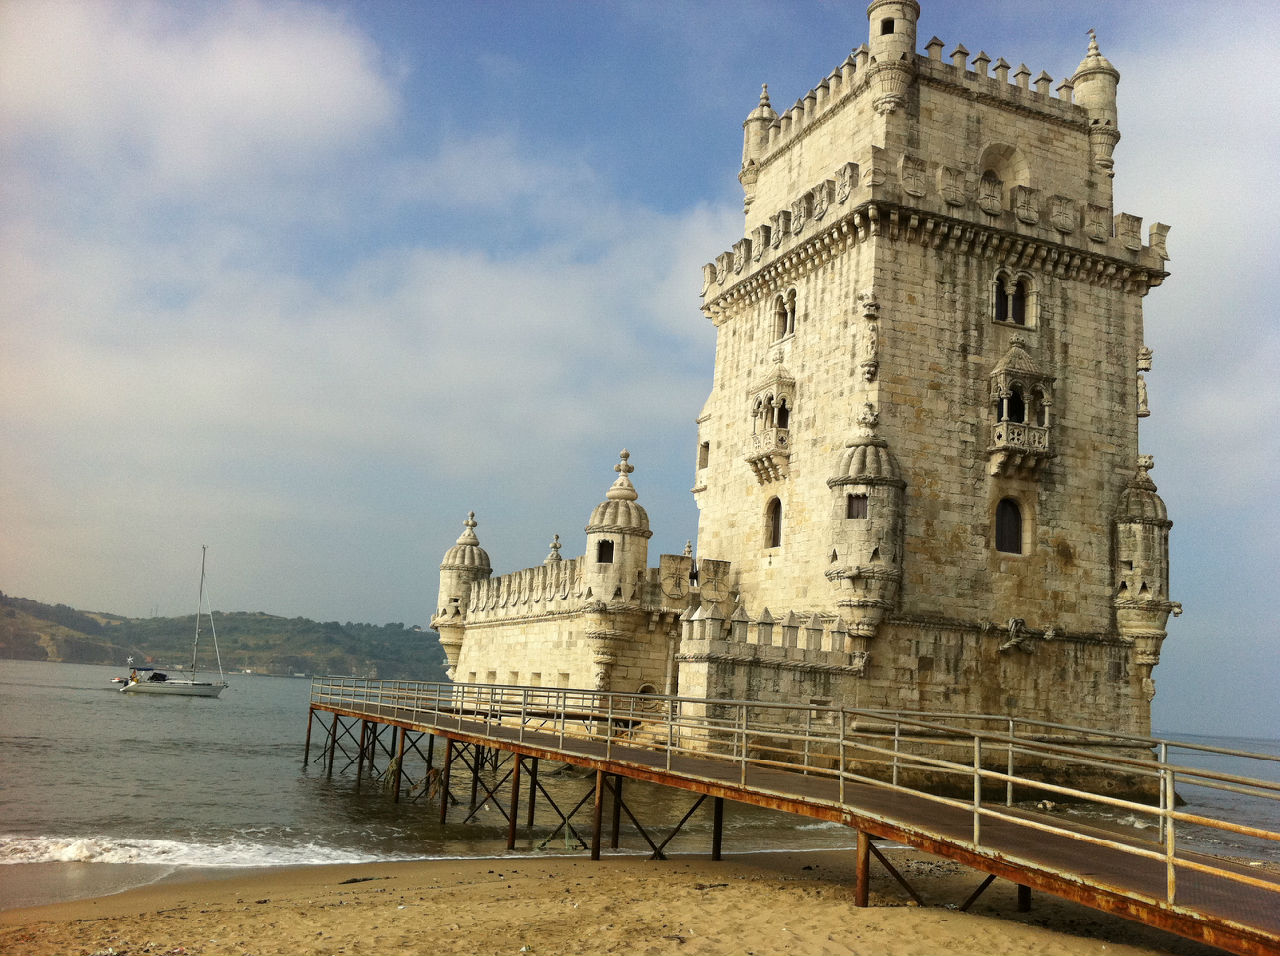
[585, 450, 652, 537]
[1074, 30, 1118, 82]
[1117, 459, 1170, 526]
[828, 406, 904, 487]
[829, 437, 903, 487]
[440, 512, 492, 573]
[746, 84, 777, 124]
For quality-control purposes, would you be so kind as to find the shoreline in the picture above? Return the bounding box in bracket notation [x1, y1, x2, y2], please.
[0, 849, 1226, 956]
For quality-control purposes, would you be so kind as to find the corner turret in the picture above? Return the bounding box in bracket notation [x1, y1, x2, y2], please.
[1113, 457, 1181, 702]
[740, 84, 777, 211]
[1072, 30, 1121, 177]
[430, 512, 492, 678]
[583, 450, 652, 604]
[825, 404, 906, 651]
[866, 0, 920, 114]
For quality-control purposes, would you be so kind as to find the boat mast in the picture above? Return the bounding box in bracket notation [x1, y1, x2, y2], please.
[192, 545, 206, 678]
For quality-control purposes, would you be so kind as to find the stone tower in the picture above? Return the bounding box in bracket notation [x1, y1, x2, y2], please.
[691, 2, 1177, 732]
[430, 512, 492, 678]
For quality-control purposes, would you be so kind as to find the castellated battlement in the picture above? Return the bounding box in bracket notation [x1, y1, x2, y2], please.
[757, 39, 1079, 167]
[679, 604, 869, 678]
[707, 146, 1169, 308]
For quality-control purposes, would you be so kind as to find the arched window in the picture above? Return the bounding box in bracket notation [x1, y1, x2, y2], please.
[1005, 386, 1026, 424]
[994, 272, 1034, 326]
[596, 539, 615, 563]
[1011, 279, 1028, 325]
[772, 296, 788, 340]
[775, 398, 790, 429]
[995, 499, 1022, 554]
[1032, 387, 1049, 427]
[846, 493, 869, 519]
[765, 497, 783, 548]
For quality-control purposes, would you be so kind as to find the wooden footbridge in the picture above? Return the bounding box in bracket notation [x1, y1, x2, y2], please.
[305, 678, 1280, 956]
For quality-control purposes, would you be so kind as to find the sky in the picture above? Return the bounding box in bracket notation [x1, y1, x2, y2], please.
[2, 1, 1277, 736]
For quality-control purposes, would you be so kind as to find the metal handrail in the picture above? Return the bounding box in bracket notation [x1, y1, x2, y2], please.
[308, 676, 1280, 908]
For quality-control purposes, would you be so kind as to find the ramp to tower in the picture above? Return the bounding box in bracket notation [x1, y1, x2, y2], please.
[309, 678, 1280, 956]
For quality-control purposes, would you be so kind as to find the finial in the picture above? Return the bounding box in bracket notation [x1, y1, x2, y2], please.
[759, 83, 770, 108]
[684, 540, 693, 557]
[605, 450, 639, 501]
[545, 534, 563, 563]
[1088, 28, 1099, 56]
[1138, 454, 1155, 473]
[1009, 333, 1027, 349]
[455, 511, 480, 546]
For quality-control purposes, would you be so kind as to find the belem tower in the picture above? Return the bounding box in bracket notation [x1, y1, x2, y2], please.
[430, 1, 1179, 749]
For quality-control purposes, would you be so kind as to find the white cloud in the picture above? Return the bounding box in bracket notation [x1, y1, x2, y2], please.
[0, 0, 398, 190]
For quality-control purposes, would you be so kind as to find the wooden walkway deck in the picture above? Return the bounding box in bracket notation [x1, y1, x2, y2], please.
[308, 682, 1280, 956]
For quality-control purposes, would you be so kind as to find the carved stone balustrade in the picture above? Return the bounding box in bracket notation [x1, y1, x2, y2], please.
[988, 421, 1053, 476]
[746, 427, 791, 483]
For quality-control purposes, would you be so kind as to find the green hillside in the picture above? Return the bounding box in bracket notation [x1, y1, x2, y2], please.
[0, 591, 448, 680]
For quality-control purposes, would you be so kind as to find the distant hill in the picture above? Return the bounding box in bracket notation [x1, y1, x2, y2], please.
[0, 591, 448, 680]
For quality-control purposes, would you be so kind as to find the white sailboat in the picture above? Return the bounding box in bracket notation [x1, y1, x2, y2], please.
[121, 546, 228, 698]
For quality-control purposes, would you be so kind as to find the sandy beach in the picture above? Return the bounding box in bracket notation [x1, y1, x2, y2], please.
[0, 848, 1226, 956]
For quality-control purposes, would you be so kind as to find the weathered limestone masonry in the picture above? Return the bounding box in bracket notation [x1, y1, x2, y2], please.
[431, 2, 1180, 782]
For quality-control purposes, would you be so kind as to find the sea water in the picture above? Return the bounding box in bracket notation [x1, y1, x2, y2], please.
[1, 659, 1277, 910]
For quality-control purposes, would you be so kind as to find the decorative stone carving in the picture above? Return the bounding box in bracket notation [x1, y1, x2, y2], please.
[791, 194, 810, 234]
[701, 263, 716, 295]
[1116, 212, 1143, 251]
[939, 165, 965, 207]
[812, 180, 835, 220]
[770, 210, 790, 247]
[715, 251, 733, 283]
[1149, 222, 1170, 260]
[1138, 346, 1152, 372]
[733, 238, 751, 274]
[1136, 374, 1149, 418]
[1050, 195, 1076, 234]
[978, 170, 1003, 216]
[1085, 203, 1109, 242]
[900, 155, 927, 198]
[751, 225, 770, 261]
[837, 162, 859, 203]
[858, 290, 880, 382]
[1012, 185, 1040, 224]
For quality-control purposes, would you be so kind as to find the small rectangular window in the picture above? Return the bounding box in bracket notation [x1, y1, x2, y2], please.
[881, 17, 895, 35]
[530, 672, 541, 686]
[485, 670, 497, 683]
[467, 672, 477, 683]
[698, 441, 710, 469]
[507, 671, 519, 685]
[557, 672, 570, 688]
[846, 493, 869, 519]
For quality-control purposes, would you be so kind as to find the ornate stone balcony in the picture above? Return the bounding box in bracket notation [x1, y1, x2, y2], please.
[746, 427, 790, 483]
[988, 421, 1053, 476]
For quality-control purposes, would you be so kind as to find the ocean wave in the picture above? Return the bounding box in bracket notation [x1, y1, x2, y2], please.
[0, 835, 426, 868]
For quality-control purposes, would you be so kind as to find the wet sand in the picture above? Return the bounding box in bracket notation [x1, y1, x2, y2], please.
[0, 849, 1226, 955]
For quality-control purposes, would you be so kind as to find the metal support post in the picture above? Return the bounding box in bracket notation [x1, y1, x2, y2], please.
[711, 796, 724, 861]
[591, 769, 605, 861]
[610, 774, 622, 849]
[855, 830, 870, 907]
[393, 725, 406, 804]
[439, 738, 454, 824]
[506, 757, 522, 850]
